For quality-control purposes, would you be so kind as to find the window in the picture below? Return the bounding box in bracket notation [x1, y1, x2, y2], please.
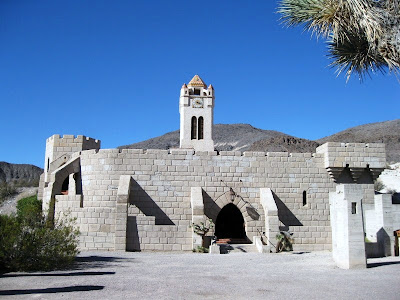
[198, 117, 204, 140]
[351, 202, 357, 214]
[191, 116, 197, 140]
[194, 89, 200, 95]
[302, 191, 307, 206]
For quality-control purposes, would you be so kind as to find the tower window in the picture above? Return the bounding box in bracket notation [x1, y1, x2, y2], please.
[198, 117, 204, 140]
[351, 202, 357, 214]
[302, 191, 307, 206]
[194, 89, 200, 95]
[191, 116, 197, 140]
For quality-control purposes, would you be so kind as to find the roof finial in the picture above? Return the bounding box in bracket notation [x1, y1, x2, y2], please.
[188, 75, 206, 87]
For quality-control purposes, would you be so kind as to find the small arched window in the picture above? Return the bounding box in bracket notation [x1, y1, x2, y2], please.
[198, 117, 204, 140]
[191, 116, 197, 140]
[303, 191, 307, 206]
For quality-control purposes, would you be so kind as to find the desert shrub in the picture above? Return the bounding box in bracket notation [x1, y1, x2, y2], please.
[0, 198, 79, 272]
[276, 231, 294, 252]
[374, 179, 385, 192]
[192, 246, 209, 253]
[16, 195, 42, 221]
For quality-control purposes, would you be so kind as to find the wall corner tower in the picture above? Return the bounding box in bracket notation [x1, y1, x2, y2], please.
[179, 75, 214, 151]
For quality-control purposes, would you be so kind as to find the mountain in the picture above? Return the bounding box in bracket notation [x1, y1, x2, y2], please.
[0, 162, 43, 186]
[119, 123, 319, 153]
[317, 119, 400, 163]
[118, 124, 295, 152]
[119, 120, 400, 163]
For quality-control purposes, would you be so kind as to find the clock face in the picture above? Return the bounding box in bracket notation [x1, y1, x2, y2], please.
[192, 98, 204, 108]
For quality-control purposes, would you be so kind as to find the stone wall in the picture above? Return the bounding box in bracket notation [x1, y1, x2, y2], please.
[50, 148, 335, 251]
[44, 141, 388, 252]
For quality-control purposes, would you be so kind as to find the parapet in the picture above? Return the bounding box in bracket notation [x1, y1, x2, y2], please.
[316, 142, 386, 169]
[46, 134, 101, 150]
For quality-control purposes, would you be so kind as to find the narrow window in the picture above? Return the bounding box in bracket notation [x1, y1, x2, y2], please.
[302, 191, 307, 206]
[351, 202, 357, 214]
[191, 116, 197, 140]
[198, 117, 204, 140]
[47, 158, 50, 172]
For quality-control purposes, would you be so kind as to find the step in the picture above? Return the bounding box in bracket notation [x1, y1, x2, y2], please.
[218, 243, 258, 254]
[216, 238, 251, 244]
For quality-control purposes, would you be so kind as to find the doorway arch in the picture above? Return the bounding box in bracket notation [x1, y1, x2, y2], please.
[215, 203, 246, 239]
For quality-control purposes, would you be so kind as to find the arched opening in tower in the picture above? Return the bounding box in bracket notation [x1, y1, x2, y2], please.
[191, 116, 197, 140]
[215, 203, 246, 240]
[198, 117, 204, 140]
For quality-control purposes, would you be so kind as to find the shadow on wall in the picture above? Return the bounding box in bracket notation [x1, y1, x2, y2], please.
[129, 179, 174, 225]
[272, 191, 303, 230]
[126, 216, 140, 252]
[203, 190, 221, 223]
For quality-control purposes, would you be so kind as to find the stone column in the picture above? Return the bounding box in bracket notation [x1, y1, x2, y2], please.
[190, 187, 204, 249]
[374, 194, 395, 256]
[330, 184, 366, 269]
[260, 188, 279, 251]
[115, 175, 131, 251]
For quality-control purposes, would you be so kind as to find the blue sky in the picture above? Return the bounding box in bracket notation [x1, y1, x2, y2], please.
[1, 0, 399, 168]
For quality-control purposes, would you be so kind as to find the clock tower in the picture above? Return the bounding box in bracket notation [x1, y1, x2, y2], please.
[179, 75, 215, 151]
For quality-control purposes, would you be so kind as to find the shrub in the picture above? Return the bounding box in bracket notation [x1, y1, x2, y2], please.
[0, 197, 79, 272]
[374, 179, 385, 192]
[192, 246, 209, 253]
[16, 195, 42, 221]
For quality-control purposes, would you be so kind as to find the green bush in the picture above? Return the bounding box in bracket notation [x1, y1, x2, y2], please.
[0, 196, 79, 272]
[16, 195, 42, 221]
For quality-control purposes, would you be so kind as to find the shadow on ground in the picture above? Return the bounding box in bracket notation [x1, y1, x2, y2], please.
[1, 271, 115, 278]
[72, 255, 135, 270]
[0, 285, 104, 296]
[367, 260, 400, 268]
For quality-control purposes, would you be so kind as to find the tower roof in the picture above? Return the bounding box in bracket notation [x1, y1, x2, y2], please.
[187, 75, 206, 88]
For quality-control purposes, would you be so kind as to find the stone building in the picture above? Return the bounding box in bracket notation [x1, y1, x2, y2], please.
[39, 75, 400, 268]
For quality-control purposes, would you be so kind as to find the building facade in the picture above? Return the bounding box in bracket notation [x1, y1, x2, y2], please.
[39, 75, 400, 268]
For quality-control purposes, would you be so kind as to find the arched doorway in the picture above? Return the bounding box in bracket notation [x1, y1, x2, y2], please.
[215, 203, 246, 240]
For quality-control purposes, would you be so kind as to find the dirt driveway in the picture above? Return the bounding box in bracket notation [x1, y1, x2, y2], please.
[1, 251, 400, 299]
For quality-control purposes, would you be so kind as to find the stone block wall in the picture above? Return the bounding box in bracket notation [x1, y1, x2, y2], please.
[44, 134, 100, 182]
[54, 194, 115, 250]
[45, 141, 388, 252]
[69, 148, 337, 251]
[316, 142, 386, 169]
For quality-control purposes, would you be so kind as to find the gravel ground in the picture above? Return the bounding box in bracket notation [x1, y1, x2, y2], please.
[1, 251, 399, 299]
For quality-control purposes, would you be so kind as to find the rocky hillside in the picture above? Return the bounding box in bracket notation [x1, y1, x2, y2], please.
[0, 162, 43, 186]
[248, 136, 320, 153]
[119, 124, 294, 152]
[317, 119, 400, 163]
[119, 120, 400, 162]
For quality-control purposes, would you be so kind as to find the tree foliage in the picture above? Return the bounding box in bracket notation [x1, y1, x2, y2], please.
[0, 195, 79, 272]
[278, 0, 400, 81]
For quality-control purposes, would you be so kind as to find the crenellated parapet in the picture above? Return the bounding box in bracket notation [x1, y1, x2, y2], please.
[316, 142, 386, 183]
